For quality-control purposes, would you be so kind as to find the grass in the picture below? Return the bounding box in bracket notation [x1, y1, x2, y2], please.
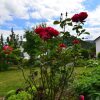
[0, 68, 30, 96]
[0, 66, 99, 97]
[74, 66, 95, 74]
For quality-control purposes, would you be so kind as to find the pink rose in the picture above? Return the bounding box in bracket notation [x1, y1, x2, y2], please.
[3, 45, 13, 54]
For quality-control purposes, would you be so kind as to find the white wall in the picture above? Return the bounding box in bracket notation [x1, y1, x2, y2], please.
[20, 46, 30, 59]
[96, 38, 100, 57]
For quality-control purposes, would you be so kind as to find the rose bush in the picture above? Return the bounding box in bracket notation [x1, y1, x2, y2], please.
[3, 45, 13, 54]
[0, 29, 22, 71]
[7, 12, 89, 100]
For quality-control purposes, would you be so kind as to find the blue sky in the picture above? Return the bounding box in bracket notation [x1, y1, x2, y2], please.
[0, 0, 100, 40]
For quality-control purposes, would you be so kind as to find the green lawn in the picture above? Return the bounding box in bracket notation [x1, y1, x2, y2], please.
[0, 66, 98, 97]
[0, 69, 29, 96]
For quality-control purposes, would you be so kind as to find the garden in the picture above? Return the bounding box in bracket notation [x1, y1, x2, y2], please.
[0, 12, 100, 100]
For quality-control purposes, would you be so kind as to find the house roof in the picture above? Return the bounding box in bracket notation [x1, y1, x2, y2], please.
[94, 36, 100, 42]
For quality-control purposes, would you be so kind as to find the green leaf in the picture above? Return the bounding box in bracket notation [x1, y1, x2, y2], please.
[72, 27, 76, 30]
[81, 29, 86, 33]
[76, 29, 79, 33]
[65, 31, 70, 36]
[60, 23, 64, 28]
[78, 25, 82, 29]
[60, 32, 65, 34]
[84, 32, 90, 35]
[66, 18, 71, 21]
[53, 21, 60, 25]
[67, 22, 72, 26]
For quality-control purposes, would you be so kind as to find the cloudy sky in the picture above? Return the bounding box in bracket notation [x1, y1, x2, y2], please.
[0, 0, 100, 40]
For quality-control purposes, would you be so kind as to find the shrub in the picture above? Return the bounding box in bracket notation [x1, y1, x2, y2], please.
[73, 67, 100, 99]
[20, 12, 89, 99]
[75, 59, 86, 67]
[86, 59, 99, 67]
[6, 91, 31, 100]
[97, 52, 100, 59]
[6, 11, 89, 99]
[80, 49, 89, 59]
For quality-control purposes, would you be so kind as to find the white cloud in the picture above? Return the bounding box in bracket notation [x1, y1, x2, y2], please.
[0, 0, 100, 40]
[86, 27, 100, 40]
[0, 0, 30, 25]
[29, 0, 85, 19]
[0, 0, 85, 25]
[87, 5, 100, 27]
[5, 0, 29, 19]
[84, 5, 100, 40]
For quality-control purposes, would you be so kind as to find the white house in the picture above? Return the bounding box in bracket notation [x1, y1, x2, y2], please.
[95, 36, 100, 57]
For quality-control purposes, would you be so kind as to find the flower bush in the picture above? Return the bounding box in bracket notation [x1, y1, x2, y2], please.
[3, 45, 13, 54]
[0, 44, 13, 71]
[86, 59, 99, 67]
[73, 66, 100, 100]
[7, 11, 89, 100]
[0, 29, 22, 71]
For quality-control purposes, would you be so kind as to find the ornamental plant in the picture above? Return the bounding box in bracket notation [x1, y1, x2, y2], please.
[18, 12, 89, 100]
[0, 28, 22, 71]
[0, 43, 14, 71]
[3, 45, 13, 54]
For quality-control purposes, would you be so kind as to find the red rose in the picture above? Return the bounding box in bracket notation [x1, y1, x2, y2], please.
[34, 27, 45, 34]
[39, 31, 52, 40]
[72, 39, 80, 44]
[45, 27, 60, 36]
[78, 12, 88, 22]
[3, 45, 13, 54]
[34, 26, 59, 40]
[59, 43, 67, 48]
[71, 14, 79, 22]
[79, 95, 84, 100]
[71, 12, 88, 22]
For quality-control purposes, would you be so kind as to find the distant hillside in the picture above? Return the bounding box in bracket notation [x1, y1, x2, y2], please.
[81, 40, 95, 49]
[85, 40, 95, 44]
[63, 35, 95, 49]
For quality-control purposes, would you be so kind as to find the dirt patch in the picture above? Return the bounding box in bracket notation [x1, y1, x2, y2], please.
[0, 97, 4, 100]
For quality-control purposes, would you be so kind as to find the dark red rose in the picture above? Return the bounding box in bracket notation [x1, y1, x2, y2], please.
[34, 26, 59, 40]
[34, 27, 45, 34]
[59, 43, 67, 48]
[79, 95, 84, 100]
[45, 27, 60, 37]
[39, 31, 52, 40]
[78, 12, 88, 22]
[72, 39, 80, 44]
[71, 14, 79, 22]
[3, 45, 13, 54]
